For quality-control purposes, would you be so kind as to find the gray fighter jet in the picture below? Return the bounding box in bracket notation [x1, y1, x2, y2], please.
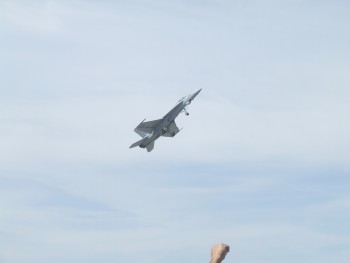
[129, 89, 202, 152]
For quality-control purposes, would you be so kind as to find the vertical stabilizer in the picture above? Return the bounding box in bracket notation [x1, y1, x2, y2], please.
[146, 141, 155, 152]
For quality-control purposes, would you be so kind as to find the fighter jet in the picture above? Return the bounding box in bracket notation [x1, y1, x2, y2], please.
[129, 89, 202, 152]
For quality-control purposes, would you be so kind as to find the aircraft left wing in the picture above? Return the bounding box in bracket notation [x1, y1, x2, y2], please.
[162, 121, 180, 137]
[134, 118, 163, 138]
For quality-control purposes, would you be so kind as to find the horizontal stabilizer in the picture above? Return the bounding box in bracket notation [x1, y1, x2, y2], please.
[129, 138, 146, 149]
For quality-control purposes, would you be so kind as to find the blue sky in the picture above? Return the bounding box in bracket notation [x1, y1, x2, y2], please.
[1, 0, 350, 262]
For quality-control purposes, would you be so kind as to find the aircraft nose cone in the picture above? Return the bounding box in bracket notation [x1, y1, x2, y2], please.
[192, 88, 202, 98]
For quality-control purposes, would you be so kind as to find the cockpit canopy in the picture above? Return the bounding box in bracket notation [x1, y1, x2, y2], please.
[178, 96, 185, 102]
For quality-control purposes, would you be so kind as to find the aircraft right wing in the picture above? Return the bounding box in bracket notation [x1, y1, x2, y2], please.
[134, 118, 163, 138]
[162, 121, 180, 137]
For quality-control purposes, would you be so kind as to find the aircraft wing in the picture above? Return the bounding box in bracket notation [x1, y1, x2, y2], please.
[162, 121, 180, 137]
[134, 118, 163, 138]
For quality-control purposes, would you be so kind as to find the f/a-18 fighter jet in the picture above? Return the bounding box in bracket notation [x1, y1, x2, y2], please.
[129, 89, 202, 152]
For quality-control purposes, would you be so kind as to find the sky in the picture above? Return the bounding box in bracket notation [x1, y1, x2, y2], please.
[1, 0, 350, 262]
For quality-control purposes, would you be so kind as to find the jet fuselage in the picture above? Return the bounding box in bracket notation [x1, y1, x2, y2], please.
[130, 89, 202, 152]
